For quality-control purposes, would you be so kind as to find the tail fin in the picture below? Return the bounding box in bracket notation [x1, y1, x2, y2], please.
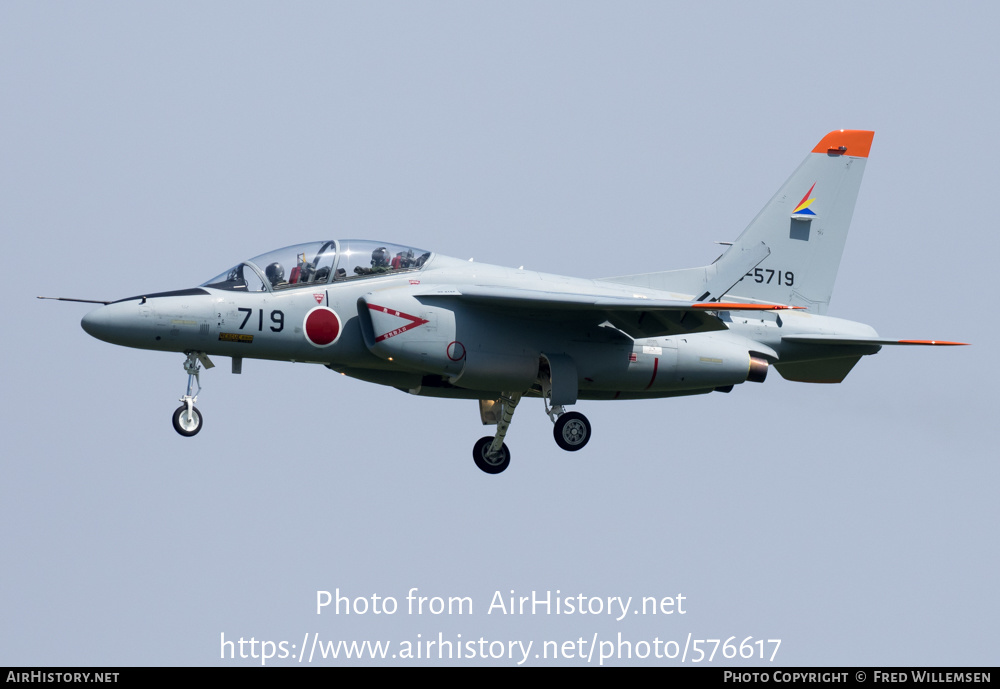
[600, 130, 873, 315]
[723, 129, 874, 314]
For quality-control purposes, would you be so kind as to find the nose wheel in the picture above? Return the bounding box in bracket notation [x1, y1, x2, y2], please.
[173, 351, 213, 437]
[172, 403, 203, 436]
[473, 436, 510, 474]
[472, 392, 520, 474]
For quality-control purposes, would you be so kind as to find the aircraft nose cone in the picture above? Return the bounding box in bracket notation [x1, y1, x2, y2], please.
[81, 306, 112, 341]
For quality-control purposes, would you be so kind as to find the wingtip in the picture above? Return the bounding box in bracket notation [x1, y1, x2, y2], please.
[692, 302, 804, 311]
[897, 339, 970, 346]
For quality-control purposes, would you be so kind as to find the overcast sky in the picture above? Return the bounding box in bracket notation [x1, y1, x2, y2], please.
[2, 1, 995, 666]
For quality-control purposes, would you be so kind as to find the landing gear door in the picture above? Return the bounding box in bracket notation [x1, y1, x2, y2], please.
[540, 353, 578, 407]
[479, 398, 500, 426]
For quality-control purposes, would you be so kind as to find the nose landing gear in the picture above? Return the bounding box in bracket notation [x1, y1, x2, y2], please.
[473, 436, 510, 474]
[172, 403, 203, 437]
[472, 392, 520, 474]
[172, 351, 213, 437]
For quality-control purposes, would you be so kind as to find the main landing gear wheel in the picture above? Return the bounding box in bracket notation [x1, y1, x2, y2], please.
[172, 404, 203, 437]
[554, 411, 591, 451]
[473, 436, 510, 474]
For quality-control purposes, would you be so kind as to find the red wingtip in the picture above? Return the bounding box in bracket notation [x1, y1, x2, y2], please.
[897, 339, 970, 346]
[692, 303, 804, 311]
[812, 130, 874, 158]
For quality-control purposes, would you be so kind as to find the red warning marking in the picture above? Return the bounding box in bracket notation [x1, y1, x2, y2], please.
[446, 341, 466, 361]
[366, 303, 429, 342]
[313, 293, 324, 304]
[644, 357, 659, 390]
[304, 307, 341, 347]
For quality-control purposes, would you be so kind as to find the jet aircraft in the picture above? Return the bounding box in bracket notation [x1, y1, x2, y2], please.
[46, 129, 966, 473]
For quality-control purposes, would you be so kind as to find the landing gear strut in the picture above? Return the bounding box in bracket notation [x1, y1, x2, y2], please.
[473, 392, 520, 474]
[172, 351, 212, 437]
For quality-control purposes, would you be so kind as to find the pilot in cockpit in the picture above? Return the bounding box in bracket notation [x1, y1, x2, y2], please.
[371, 247, 390, 270]
[265, 262, 285, 287]
[355, 247, 392, 276]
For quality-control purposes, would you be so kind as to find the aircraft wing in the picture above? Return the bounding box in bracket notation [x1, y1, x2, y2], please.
[782, 335, 968, 346]
[417, 284, 798, 339]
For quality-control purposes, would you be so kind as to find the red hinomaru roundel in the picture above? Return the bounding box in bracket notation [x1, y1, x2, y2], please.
[303, 307, 342, 347]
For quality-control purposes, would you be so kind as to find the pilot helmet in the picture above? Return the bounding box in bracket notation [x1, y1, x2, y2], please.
[372, 247, 389, 267]
[265, 262, 285, 285]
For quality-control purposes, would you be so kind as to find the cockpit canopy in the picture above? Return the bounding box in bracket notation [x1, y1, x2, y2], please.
[202, 240, 432, 292]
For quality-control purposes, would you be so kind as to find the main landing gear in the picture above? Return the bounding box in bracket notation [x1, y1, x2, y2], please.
[552, 411, 591, 452]
[471, 392, 592, 474]
[172, 351, 213, 437]
[545, 399, 591, 452]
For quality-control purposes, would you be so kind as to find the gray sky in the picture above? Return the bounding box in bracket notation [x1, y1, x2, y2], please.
[2, 1, 995, 666]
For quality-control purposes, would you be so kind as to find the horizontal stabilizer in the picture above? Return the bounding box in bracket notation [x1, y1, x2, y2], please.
[777, 333, 966, 384]
[775, 357, 863, 384]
